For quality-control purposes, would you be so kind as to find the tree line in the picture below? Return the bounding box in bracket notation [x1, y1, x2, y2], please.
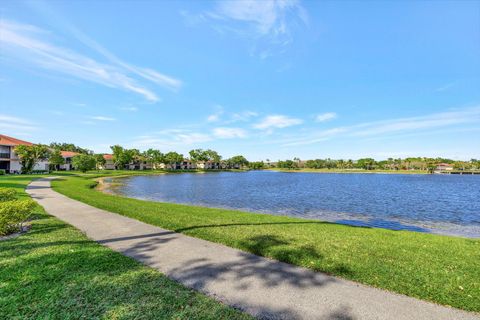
[13, 143, 256, 173]
[275, 157, 480, 172]
[12, 142, 479, 173]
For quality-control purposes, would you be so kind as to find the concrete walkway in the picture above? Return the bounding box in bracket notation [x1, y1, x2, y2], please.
[27, 178, 478, 320]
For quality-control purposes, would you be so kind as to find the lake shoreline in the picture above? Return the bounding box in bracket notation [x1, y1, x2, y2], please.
[51, 172, 480, 312]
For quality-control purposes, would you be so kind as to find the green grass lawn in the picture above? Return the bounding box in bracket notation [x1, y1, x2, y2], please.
[50, 173, 480, 312]
[0, 175, 251, 320]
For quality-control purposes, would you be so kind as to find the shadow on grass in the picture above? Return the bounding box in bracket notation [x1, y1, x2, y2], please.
[0, 219, 251, 320]
[174, 220, 348, 233]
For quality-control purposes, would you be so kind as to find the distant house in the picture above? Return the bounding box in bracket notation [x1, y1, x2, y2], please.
[0, 134, 49, 173]
[159, 159, 196, 170]
[435, 163, 454, 173]
[100, 154, 116, 170]
[197, 161, 221, 170]
[127, 160, 152, 170]
[59, 151, 79, 170]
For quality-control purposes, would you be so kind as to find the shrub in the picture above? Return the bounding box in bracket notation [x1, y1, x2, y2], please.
[0, 169, 5, 175]
[0, 199, 36, 235]
[0, 188, 36, 236]
[0, 188, 17, 201]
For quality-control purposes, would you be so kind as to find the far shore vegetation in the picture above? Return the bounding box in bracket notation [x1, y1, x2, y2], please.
[45, 171, 480, 313]
[6, 141, 480, 175]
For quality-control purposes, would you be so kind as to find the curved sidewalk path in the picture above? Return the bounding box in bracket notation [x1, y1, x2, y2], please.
[27, 178, 478, 320]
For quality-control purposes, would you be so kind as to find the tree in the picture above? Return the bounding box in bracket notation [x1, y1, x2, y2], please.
[14, 144, 50, 173]
[356, 158, 376, 170]
[143, 149, 164, 169]
[125, 149, 141, 168]
[94, 154, 106, 170]
[151, 150, 165, 169]
[72, 154, 96, 173]
[189, 149, 209, 162]
[49, 142, 90, 154]
[49, 149, 65, 170]
[248, 161, 265, 170]
[164, 152, 184, 169]
[277, 159, 298, 169]
[111, 145, 125, 169]
[227, 155, 249, 168]
[205, 149, 222, 162]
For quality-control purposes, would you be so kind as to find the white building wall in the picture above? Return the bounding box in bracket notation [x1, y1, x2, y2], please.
[9, 160, 21, 173]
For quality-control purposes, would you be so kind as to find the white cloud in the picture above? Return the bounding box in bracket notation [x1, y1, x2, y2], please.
[90, 116, 116, 121]
[212, 0, 307, 38]
[0, 20, 182, 102]
[350, 107, 480, 137]
[254, 114, 303, 130]
[435, 82, 455, 92]
[280, 106, 480, 146]
[213, 127, 247, 139]
[207, 113, 221, 122]
[189, 0, 308, 58]
[230, 111, 258, 122]
[0, 114, 37, 132]
[132, 129, 212, 149]
[206, 105, 224, 122]
[315, 112, 337, 122]
[120, 106, 138, 112]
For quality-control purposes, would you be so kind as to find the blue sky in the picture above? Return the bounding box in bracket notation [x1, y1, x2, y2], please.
[1, 0, 479, 160]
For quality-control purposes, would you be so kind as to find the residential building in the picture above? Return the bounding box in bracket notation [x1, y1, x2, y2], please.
[435, 163, 454, 173]
[0, 134, 49, 173]
[159, 160, 196, 170]
[196, 161, 221, 170]
[59, 151, 79, 170]
[100, 154, 116, 170]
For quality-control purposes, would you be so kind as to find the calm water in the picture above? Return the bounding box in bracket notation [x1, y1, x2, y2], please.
[107, 171, 480, 238]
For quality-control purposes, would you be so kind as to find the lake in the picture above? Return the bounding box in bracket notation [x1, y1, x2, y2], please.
[106, 171, 480, 238]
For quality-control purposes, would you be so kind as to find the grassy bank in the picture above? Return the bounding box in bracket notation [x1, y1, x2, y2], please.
[0, 175, 250, 319]
[268, 168, 428, 174]
[52, 173, 480, 312]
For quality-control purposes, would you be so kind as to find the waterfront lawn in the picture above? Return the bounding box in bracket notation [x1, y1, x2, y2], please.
[52, 174, 480, 312]
[0, 175, 251, 320]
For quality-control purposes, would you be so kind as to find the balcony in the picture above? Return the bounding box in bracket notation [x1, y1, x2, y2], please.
[0, 153, 11, 159]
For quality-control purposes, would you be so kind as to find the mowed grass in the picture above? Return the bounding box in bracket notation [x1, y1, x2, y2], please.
[51, 174, 480, 312]
[0, 175, 251, 320]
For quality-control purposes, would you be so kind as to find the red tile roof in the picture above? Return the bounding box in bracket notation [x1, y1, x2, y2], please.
[60, 151, 79, 158]
[0, 134, 33, 146]
[103, 154, 113, 160]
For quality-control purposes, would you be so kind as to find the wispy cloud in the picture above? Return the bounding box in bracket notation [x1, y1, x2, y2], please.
[435, 82, 455, 92]
[0, 19, 181, 102]
[132, 129, 212, 150]
[254, 114, 303, 131]
[213, 127, 247, 139]
[281, 106, 480, 146]
[229, 111, 258, 123]
[206, 105, 224, 122]
[120, 106, 138, 112]
[212, 0, 307, 37]
[90, 116, 116, 121]
[315, 112, 337, 123]
[0, 114, 37, 133]
[187, 0, 308, 58]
